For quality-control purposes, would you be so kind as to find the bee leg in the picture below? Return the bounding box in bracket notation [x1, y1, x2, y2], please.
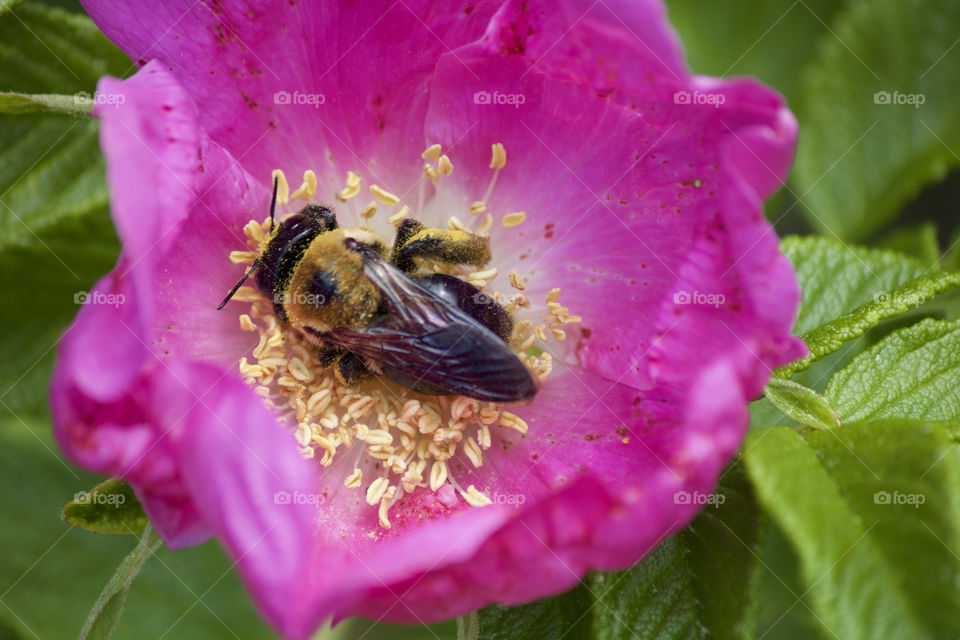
[391, 219, 491, 273]
[332, 351, 372, 387]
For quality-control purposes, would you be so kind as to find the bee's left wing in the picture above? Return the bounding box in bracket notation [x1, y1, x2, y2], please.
[321, 241, 538, 403]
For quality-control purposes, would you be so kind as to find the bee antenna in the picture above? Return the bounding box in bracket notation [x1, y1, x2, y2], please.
[269, 175, 279, 227]
[217, 259, 260, 310]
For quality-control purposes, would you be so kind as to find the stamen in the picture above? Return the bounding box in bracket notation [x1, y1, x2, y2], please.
[370, 184, 400, 205]
[489, 143, 506, 170]
[502, 211, 526, 228]
[499, 411, 528, 434]
[421, 143, 442, 162]
[271, 169, 291, 204]
[337, 171, 362, 201]
[366, 476, 389, 505]
[360, 201, 377, 219]
[230, 250, 258, 264]
[424, 164, 440, 185]
[388, 204, 410, 225]
[227, 153, 582, 530]
[290, 169, 318, 201]
[460, 485, 493, 507]
[437, 154, 453, 176]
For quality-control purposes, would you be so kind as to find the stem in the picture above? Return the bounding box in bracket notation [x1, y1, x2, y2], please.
[79, 523, 162, 640]
[456, 611, 480, 640]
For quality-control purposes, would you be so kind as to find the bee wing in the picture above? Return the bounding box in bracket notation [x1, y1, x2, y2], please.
[323, 244, 538, 402]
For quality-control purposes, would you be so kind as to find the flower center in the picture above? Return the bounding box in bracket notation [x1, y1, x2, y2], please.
[226, 143, 579, 529]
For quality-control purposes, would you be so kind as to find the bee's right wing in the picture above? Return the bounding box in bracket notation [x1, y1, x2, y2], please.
[321, 242, 538, 403]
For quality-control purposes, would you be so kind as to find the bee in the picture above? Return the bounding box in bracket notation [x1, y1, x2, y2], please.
[218, 179, 538, 403]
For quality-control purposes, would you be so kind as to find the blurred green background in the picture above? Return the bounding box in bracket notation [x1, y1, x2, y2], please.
[1, 0, 957, 639]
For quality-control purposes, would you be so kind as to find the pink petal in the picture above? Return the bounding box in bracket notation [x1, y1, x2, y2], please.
[81, 0, 501, 191]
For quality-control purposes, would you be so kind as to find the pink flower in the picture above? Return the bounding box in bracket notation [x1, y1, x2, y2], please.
[53, 1, 804, 637]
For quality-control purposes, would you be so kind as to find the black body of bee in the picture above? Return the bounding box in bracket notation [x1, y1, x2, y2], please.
[218, 183, 537, 403]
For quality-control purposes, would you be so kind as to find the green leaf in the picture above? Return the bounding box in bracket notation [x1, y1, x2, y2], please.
[478, 583, 593, 640]
[743, 422, 960, 640]
[0, 414, 278, 640]
[777, 269, 960, 377]
[0, 2, 128, 416]
[664, 0, 845, 105]
[589, 537, 705, 640]
[478, 466, 762, 640]
[0, 2, 131, 94]
[781, 236, 927, 334]
[63, 478, 148, 535]
[79, 525, 161, 640]
[825, 318, 960, 421]
[792, 0, 960, 240]
[764, 377, 840, 430]
[0, 91, 93, 116]
[677, 462, 763, 640]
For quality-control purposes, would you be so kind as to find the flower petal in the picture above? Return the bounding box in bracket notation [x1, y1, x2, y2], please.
[422, 43, 804, 391]
[81, 0, 501, 191]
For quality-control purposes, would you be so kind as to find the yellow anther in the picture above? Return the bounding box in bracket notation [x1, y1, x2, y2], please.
[421, 143, 442, 161]
[366, 477, 390, 505]
[469, 201, 486, 216]
[360, 201, 377, 219]
[289, 169, 318, 201]
[370, 184, 400, 205]
[424, 163, 439, 185]
[336, 171, 362, 201]
[387, 205, 410, 225]
[229, 250, 258, 264]
[437, 154, 453, 176]
[460, 485, 493, 507]
[490, 143, 506, 169]
[271, 169, 290, 204]
[502, 211, 526, 227]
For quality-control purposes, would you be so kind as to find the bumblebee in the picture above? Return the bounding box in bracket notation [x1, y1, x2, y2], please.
[218, 180, 538, 403]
